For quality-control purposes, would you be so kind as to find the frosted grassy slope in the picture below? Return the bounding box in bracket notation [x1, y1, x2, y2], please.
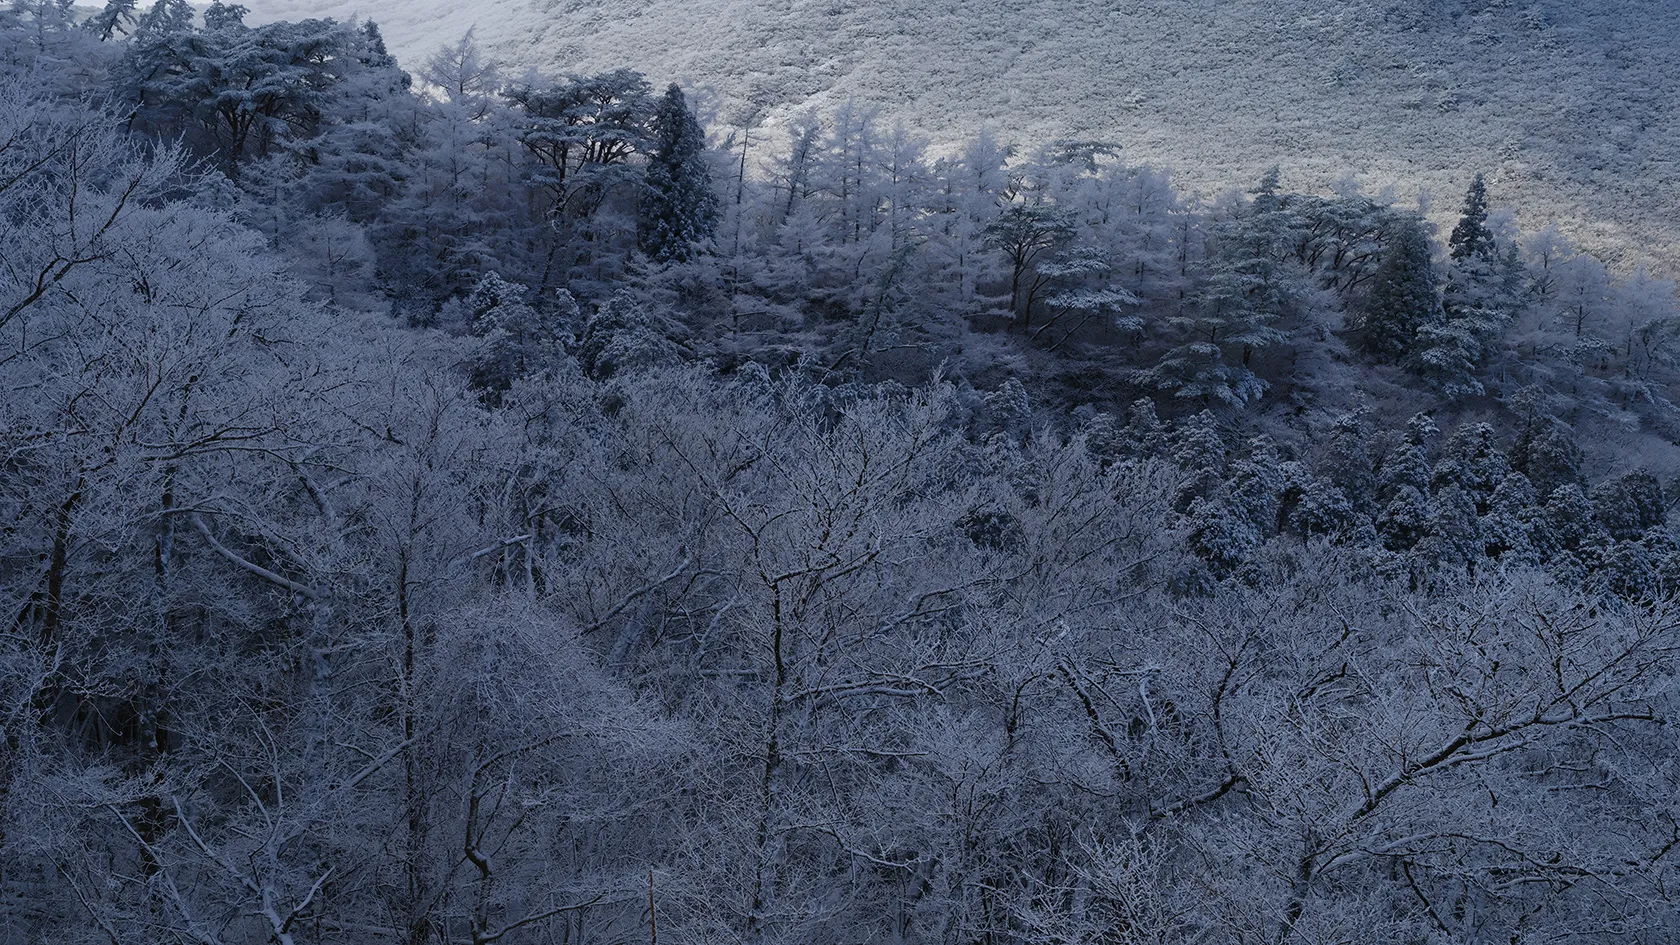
[242, 0, 1680, 271]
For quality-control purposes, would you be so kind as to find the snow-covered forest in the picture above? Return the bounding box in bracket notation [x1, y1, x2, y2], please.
[3, 3, 1680, 944]
[231, 0, 1680, 274]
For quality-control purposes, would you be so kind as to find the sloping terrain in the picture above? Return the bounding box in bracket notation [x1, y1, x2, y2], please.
[243, 0, 1680, 271]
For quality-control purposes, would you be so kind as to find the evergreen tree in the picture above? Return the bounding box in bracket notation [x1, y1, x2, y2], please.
[1187, 497, 1260, 573]
[1171, 410, 1227, 510]
[1224, 435, 1289, 536]
[462, 272, 570, 396]
[132, 0, 194, 37]
[638, 84, 719, 263]
[575, 291, 684, 379]
[1357, 215, 1441, 362]
[1592, 471, 1667, 541]
[1536, 484, 1601, 556]
[120, 11, 359, 174]
[1599, 540, 1659, 600]
[1032, 245, 1141, 344]
[1508, 414, 1583, 499]
[1415, 485, 1481, 573]
[983, 202, 1077, 329]
[1287, 191, 1399, 301]
[201, 0, 245, 31]
[1118, 398, 1168, 458]
[1139, 168, 1301, 406]
[1447, 172, 1494, 262]
[1413, 314, 1486, 396]
[1318, 411, 1377, 516]
[1287, 472, 1358, 539]
[1431, 422, 1508, 513]
[1482, 471, 1539, 563]
[1417, 175, 1522, 395]
[87, 0, 139, 40]
[357, 20, 400, 73]
[1376, 485, 1430, 552]
[505, 69, 655, 217]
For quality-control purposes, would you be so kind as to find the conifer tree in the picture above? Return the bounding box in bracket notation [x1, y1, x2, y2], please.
[1448, 172, 1494, 262]
[1508, 414, 1583, 499]
[1140, 168, 1299, 406]
[1482, 472, 1539, 562]
[983, 202, 1077, 328]
[1413, 315, 1486, 395]
[201, 0, 245, 31]
[133, 0, 194, 36]
[1357, 215, 1441, 363]
[87, 0, 139, 40]
[1318, 411, 1377, 515]
[637, 83, 718, 262]
[1415, 174, 1519, 395]
[1431, 421, 1508, 513]
[1592, 471, 1667, 541]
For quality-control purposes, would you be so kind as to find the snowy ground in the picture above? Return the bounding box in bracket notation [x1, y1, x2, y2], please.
[239, 0, 1680, 273]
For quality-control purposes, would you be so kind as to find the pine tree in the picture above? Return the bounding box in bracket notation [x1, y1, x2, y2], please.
[1431, 422, 1509, 513]
[1357, 215, 1441, 363]
[1171, 410, 1227, 509]
[1415, 485, 1481, 573]
[1482, 472, 1539, 562]
[1139, 169, 1300, 406]
[132, 0, 194, 37]
[983, 202, 1077, 329]
[1508, 414, 1583, 499]
[1413, 313, 1487, 396]
[202, 0, 245, 31]
[1592, 471, 1667, 541]
[1537, 483, 1601, 556]
[1118, 398, 1168, 458]
[1448, 173, 1494, 262]
[86, 0, 139, 40]
[121, 11, 359, 173]
[1318, 411, 1377, 515]
[1377, 412, 1437, 503]
[462, 272, 568, 396]
[638, 84, 719, 263]
[506, 69, 655, 216]
[1417, 175, 1521, 395]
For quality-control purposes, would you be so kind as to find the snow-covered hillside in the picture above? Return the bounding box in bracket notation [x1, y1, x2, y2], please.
[241, 0, 1680, 272]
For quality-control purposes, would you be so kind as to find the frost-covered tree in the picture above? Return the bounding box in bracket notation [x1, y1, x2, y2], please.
[505, 68, 654, 216]
[86, 0, 139, 40]
[419, 28, 499, 116]
[1431, 421, 1508, 512]
[1447, 172, 1494, 263]
[1356, 215, 1442, 362]
[120, 11, 361, 174]
[7, 18, 1680, 945]
[1140, 169, 1301, 406]
[984, 202, 1077, 329]
[1508, 413, 1583, 499]
[1416, 174, 1522, 395]
[1592, 470, 1667, 541]
[1029, 245, 1142, 346]
[459, 271, 571, 395]
[638, 83, 718, 262]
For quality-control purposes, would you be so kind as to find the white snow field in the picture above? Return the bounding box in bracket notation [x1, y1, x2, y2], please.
[240, 0, 1680, 271]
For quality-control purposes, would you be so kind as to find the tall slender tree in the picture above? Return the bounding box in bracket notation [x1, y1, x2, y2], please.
[638, 83, 718, 262]
[1417, 174, 1521, 394]
[1447, 172, 1494, 262]
[1358, 215, 1442, 362]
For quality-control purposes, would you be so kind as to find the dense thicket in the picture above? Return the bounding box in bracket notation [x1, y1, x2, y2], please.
[3, 5, 1679, 945]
